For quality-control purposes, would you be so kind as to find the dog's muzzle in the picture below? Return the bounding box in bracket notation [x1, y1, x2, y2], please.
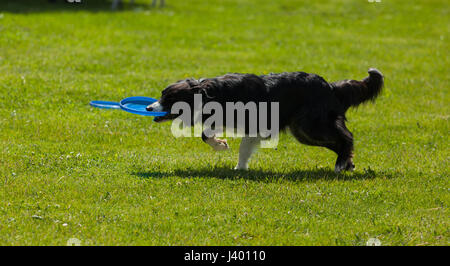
[147, 102, 171, 122]
[146, 101, 164, 112]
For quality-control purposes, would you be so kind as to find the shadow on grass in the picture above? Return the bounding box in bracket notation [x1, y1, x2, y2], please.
[0, 0, 154, 13]
[134, 166, 395, 183]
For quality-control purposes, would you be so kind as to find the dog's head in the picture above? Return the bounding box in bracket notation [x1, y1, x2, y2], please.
[147, 78, 204, 123]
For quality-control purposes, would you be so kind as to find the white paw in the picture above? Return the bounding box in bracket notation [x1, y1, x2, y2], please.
[212, 138, 229, 151]
[234, 164, 248, 170]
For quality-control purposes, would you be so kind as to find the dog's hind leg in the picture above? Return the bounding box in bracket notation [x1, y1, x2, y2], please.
[331, 118, 355, 173]
[317, 118, 355, 173]
[289, 114, 355, 172]
[235, 137, 261, 170]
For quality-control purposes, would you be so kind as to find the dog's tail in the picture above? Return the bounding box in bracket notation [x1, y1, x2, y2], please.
[331, 68, 384, 110]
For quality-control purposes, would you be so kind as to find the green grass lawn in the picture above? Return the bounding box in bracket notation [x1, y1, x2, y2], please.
[0, 0, 448, 245]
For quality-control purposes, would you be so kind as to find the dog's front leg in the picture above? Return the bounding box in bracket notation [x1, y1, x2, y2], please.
[235, 137, 261, 170]
[202, 131, 229, 151]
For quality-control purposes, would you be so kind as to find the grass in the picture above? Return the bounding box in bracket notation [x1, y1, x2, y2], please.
[0, 0, 448, 245]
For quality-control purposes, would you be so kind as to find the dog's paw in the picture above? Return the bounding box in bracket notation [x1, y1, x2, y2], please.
[345, 161, 355, 172]
[234, 164, 248, 170]
[334, 158, 355, 173]
[212, 138, 229, 151]
[205, 136, 229, 151]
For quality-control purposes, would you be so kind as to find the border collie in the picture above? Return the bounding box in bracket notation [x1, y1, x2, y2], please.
[147, 68, 383, 172]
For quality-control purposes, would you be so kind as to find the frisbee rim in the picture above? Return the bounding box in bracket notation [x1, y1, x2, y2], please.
[119, 96, 168, 116]
[89, 100, 121, 109]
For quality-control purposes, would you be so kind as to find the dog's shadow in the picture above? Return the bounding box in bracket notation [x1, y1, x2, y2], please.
[0, 0, 152, 14]
[134, 166, 394, 183]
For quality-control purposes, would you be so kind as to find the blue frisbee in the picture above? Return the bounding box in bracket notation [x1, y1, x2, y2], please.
[90, 100, 121, 109]
[119, 96, 168, 116]
[90, 96, 168, 117]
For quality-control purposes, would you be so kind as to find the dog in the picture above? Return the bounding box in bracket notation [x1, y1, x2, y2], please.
[147, 68, 384, 172]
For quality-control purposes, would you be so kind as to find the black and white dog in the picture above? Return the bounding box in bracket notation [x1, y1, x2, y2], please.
[147, 68, 383, 172]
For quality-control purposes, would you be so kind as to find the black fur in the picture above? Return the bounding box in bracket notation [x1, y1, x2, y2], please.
[150, 69, 383, 171]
